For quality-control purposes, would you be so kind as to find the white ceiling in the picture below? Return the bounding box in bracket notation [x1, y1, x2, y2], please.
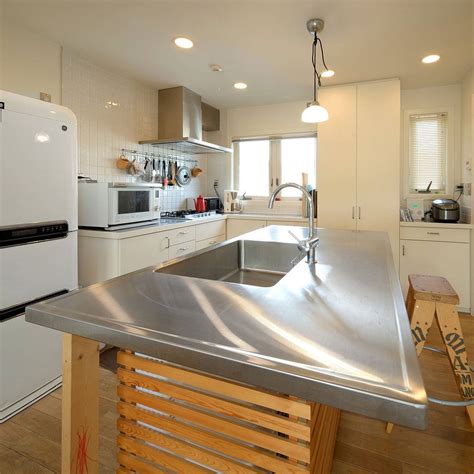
[4, 0, 473, 108]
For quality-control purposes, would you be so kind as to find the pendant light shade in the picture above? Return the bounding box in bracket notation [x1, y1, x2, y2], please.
[302, 18, 330, 123]
[301, 101, 329, 123]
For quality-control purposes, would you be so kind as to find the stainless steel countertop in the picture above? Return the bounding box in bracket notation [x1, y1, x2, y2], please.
[26, 226, 427, 428]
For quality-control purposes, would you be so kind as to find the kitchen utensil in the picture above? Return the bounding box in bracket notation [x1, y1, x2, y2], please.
[142, 158, 153, 182]
[194, 195, 206, 212]
[431, 198, 460, 223]
[116, 154, 129, 170]
[191, 166, 203, 177]
[176, 165, 192, 187]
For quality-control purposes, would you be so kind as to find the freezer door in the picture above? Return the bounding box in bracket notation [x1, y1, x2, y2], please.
[0, 98, 77, 229]
[0, 232, 77, 310]
[0, 313, 62, 422]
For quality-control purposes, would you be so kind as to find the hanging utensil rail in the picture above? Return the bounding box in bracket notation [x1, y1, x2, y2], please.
[121, 148, 198, 166]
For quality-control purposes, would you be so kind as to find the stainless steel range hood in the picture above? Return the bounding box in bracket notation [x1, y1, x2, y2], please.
[139, 86, 231, 155]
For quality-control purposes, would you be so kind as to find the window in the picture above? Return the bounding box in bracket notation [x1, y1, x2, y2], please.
[408, 112, 448, 193]
[234, 135, 316, 198]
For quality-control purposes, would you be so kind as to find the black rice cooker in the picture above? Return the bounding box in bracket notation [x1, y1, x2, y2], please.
[431, 199, 460, 223]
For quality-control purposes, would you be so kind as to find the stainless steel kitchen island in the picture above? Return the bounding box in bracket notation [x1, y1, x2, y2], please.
[26, 226, 427, 473]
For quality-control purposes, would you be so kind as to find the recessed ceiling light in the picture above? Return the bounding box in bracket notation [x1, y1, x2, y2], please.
[422, 54, 440, 64]
[321, 69, 335, 78]
[233, 82, 247, 90]
[174, 37, 194, 49]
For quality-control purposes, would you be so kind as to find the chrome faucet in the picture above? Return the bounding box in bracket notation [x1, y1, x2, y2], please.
[268, 182, 319, 264]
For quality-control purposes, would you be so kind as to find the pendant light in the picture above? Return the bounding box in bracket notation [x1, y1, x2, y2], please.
[301, 18, 330, 123]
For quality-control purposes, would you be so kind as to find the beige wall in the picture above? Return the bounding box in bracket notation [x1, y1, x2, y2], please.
[226, 101, 316, 139]
[1, 20, 61, 103]
[0, 0, 4, 88]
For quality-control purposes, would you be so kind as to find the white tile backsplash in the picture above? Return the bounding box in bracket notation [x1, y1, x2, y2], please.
[62, 50, 206, 211]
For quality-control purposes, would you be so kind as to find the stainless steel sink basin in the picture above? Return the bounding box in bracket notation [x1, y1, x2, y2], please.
[156, 239, 303, 287]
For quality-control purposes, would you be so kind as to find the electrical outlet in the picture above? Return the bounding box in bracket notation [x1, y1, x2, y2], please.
[40, 92, 51, 103]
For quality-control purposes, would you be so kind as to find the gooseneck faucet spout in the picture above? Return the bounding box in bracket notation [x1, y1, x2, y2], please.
[268, 182, 318, 264]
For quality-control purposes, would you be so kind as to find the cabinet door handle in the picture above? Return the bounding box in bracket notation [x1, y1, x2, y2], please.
[358, 207, 361, 219]
[166, 237, 170, 249]
[178, 231, 189, 235]
[352, 207, 355, 219]
[402, 244, 405, 256]
[209, 240, 217, 244]
[178, 247, 187, 252]
[427, 232, 440, 235]
[276, 178, 279, 186]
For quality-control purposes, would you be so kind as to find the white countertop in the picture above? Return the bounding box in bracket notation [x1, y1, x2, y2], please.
[400, 221, 473, 230]
[78, 213, 310, 240]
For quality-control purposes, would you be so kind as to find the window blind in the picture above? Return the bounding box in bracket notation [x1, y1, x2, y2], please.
[408, 112, 447, 192]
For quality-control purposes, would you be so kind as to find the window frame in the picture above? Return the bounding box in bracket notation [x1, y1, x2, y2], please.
[233, 133, 317, 200]
[403, 106, 454, 199]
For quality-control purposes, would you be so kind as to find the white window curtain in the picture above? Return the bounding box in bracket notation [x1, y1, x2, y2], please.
[408, 112, 447, 192]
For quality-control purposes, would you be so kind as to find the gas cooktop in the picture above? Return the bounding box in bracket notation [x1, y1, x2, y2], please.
[160, 210, 219, 221]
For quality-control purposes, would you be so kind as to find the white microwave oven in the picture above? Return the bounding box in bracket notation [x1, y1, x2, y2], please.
[79, 182, 161, 229]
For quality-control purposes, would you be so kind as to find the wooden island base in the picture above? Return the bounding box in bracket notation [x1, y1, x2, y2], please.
[61, 335, 340, 473]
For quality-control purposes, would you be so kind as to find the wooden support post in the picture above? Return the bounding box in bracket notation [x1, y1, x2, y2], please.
[62, 334, 100, 474]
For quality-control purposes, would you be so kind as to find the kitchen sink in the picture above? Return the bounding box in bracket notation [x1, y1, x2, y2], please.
[155, 239, 303, 287]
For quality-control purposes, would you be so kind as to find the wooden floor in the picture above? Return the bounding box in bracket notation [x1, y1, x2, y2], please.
[1, 315, 473, 473]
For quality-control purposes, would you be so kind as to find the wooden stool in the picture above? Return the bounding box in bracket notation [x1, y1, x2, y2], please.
[386, 275, 474, 434]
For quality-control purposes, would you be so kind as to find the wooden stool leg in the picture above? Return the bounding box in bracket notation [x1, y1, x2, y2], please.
[406, 285, 416, 323]
[386, 299, 436, 433]
[435, 303, 474, 427]
[62, 334, 100, 474]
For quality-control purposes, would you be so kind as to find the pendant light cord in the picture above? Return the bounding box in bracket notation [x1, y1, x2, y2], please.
[312, 33, 329, 101]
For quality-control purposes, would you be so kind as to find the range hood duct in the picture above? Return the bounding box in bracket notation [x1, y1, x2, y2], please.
[139, 86, 231, 155]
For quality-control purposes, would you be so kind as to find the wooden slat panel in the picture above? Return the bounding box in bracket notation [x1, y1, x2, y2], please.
[118, 418, 259, 474]
[118, 434, 210, 473]
[116, 372, 309, 441]
[117, 451, 166, 474]
[117, 402, 309, 473]
[118, 351, 311, 419]
[117, 369, 310, 461]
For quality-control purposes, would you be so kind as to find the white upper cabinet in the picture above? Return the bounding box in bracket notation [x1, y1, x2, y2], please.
[317, 79, 400, 264]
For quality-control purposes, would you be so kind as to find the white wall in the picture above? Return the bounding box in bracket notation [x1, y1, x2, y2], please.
[1, 21, 62, 103]
[462, 71, 473, 218]
[401, 84, 463, 201]
[205, 100, 316, 213]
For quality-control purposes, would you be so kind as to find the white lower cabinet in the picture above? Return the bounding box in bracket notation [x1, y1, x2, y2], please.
[266, 220, 306, 227]
[399, 226, 471, 311]
[195, 234, 226, 251]
[119, 232, 170, 275]
[78, 219, 227, 286]
[169, 240, 196, 259]
[226, 219, 268, 239]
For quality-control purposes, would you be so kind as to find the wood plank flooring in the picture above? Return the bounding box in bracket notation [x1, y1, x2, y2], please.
[0, 315, 473, 473]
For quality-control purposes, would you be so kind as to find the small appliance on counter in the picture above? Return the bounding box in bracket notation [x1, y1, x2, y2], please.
[79, 182, 162, 230]
[186, 196, 222, 212]
[223, 190, 242, 213]
[429, 198, 460, 223]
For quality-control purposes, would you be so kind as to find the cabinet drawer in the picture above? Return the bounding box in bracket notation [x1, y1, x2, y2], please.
[168, 241, 196, 259]
[195, 234, 226, 251]
[168, 225, 195, 246]
[400, 226, 470, 243]
[195, 220, 226, 241]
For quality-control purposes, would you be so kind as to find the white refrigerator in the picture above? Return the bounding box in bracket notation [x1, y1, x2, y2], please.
[0, 90, 78, 422]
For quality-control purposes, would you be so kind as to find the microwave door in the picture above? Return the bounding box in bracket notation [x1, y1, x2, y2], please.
[109, 188, 152, 225]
